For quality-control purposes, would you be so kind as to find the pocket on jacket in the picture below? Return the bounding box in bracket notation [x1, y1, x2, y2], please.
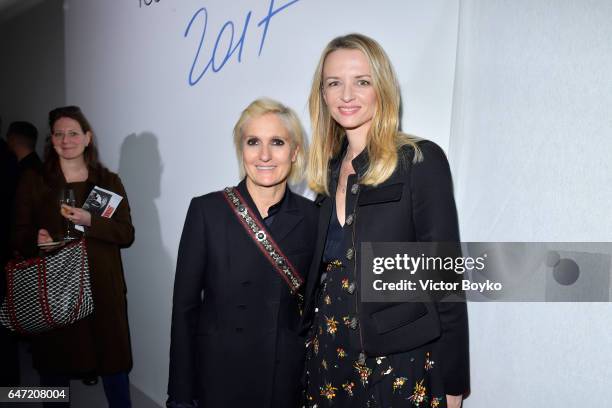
[358, 182, 404, 206]
[371, 302, 428, 334]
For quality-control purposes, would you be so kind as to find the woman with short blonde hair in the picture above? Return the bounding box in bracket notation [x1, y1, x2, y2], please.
[168, 98, 317, 407]
[233, 97, 308, 185]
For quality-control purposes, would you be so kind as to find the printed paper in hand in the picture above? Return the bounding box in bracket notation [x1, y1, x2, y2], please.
[75, 186, 123, 232]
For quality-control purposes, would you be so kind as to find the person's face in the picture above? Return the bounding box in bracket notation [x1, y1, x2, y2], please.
[51, 117, 91, 161]
[242, 113, 298, 189]
[322, 49, 378, 136]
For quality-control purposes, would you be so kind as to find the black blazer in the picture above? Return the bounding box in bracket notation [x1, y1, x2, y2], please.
[303, 140, 470, 396]
[168, 180, 317, 407]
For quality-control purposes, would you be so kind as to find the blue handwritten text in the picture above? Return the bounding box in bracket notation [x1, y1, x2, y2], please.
[184, 0, 301, 86]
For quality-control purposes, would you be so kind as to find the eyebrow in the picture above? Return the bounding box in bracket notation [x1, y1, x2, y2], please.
[244, 135, 289, 139]
[324, 74, 372, 80]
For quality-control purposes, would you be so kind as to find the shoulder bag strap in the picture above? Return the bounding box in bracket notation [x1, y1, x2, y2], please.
[222, 187, 304, 301]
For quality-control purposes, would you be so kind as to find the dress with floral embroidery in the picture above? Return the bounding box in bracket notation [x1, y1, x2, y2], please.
[304, 205, 447, 408]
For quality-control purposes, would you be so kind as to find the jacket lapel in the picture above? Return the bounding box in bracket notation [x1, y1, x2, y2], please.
[234, 179, 304, 245]
[268, 192, 303, 244]
[303, 194, 332, 308]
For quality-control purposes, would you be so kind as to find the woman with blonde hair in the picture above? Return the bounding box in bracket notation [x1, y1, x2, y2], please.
[302, 34, 469, 407]
[168, 98, 317, 407]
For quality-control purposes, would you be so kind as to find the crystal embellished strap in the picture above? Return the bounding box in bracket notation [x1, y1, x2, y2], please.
[222, 187, 304, 295]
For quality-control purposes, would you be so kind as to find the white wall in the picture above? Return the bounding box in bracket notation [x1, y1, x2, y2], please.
[63, 1, 459, 404]
[60, 0, 612, 405]
[0, 0, 65, 152]
[451, 0, 612, 406]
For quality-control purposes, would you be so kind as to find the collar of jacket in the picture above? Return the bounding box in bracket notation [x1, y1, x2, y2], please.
[18, 152, 42, 170]
[235, 177, 294, 218]
[330, 137, 370, 179]
[43, 163, 104, 190]
[316, 138, 370, 207]
[235, 177, 303, 243]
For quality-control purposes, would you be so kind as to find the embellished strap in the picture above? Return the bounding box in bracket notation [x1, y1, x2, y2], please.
[222, 187, 304, 299]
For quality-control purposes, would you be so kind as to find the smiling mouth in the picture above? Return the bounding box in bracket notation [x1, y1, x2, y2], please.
[339, 106, 360, 114]
[256, 165, 276, 170]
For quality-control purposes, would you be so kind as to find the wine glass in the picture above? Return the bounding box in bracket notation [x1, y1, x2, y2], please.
[60, 188, 76, 241]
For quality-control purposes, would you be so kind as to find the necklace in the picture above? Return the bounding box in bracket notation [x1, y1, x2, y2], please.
[338, 155, 355, 194]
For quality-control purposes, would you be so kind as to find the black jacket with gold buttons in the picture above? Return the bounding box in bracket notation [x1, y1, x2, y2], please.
[302, 139, 470, 396]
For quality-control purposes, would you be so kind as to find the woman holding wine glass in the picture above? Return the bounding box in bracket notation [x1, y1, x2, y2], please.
[12, 106, 135, 407]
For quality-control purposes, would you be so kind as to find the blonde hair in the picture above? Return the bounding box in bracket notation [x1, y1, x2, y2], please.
[233, 98, 308, 184]
[307, 33, 422, 195]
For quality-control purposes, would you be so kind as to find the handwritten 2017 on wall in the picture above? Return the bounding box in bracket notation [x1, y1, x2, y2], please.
[184, 0, 301, 86]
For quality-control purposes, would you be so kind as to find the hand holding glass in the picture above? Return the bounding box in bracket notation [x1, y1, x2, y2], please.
[60, 189, 77, 240]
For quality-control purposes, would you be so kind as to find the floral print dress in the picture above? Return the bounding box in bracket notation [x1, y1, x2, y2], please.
[304, 206, 447, 408]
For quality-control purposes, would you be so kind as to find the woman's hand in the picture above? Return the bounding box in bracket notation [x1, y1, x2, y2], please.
[38, 229, 53, 245]
[61, 204, 92, 227]
[37, 229, 64, 252]
[446, 394, 463, 408]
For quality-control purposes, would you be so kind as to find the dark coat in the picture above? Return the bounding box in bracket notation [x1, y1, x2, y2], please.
[0, 139, 18, 277]
[302, 140, 470, 396]
[12, 165, 134, 375]
[168, 180, 318, 407]
[17, 151, 43, 177]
